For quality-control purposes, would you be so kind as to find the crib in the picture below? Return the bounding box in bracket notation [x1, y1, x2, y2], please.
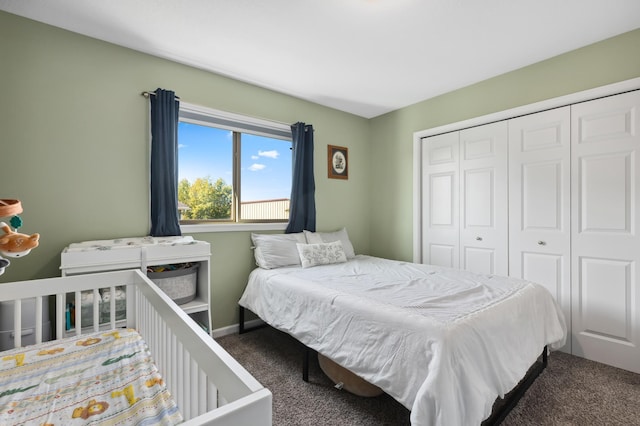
[0, 269, 272, 425]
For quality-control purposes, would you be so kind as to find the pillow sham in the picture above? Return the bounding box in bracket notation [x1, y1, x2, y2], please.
[251, 232, 306, 269]
[303, 227, 355, 259]
[296, 241, 347, 268]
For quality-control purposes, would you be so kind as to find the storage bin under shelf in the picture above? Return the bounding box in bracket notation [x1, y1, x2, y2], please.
[147, 263, 198, 305]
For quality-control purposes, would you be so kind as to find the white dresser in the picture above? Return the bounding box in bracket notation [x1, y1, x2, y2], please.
[60, 236, 211, 335]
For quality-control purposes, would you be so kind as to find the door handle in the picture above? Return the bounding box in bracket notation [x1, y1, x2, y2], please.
[476, 237, 483, 241]
[537, 241, 546, 246]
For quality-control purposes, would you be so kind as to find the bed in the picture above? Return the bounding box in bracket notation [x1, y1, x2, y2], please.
[238, 230, 567, 426]
[0, 269, 272, 425]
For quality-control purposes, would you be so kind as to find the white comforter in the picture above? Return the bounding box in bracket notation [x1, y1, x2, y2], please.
[239, 255, 566, 426]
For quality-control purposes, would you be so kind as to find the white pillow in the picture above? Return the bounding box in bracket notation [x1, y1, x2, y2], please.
[251, 232, 307, 269]
[304, 228, 355, 259]
[296, 241, 347, 268]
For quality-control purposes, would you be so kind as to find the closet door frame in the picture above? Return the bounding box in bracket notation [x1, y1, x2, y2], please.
[413, 77, 640, 263]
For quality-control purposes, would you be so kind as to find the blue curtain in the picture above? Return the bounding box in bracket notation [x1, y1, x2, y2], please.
[149, 88, 182, 236]
[286, 122, 316, 233]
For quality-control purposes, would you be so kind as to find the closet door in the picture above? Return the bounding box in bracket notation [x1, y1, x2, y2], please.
[509, 107, 571, 352]
[421, 132, 460, 267]
[459, 122, 508, 275]
[571, 90, 640, 374]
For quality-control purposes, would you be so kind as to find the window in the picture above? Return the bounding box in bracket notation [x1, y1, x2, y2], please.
[177, 103, 292, 226]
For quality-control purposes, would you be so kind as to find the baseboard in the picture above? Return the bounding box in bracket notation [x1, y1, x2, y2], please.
[212, 318, 265, 338]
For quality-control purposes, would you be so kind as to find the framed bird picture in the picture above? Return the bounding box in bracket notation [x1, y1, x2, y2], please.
[328, 145, 348, 180]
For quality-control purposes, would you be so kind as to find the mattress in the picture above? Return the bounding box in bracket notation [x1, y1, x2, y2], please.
[239, 255, 566, 426]
[0, 328, 182, 425]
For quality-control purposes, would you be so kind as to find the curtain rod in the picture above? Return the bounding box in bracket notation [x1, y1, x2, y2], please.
[141, 91, 298, 129]
[141, 91, 181, 100]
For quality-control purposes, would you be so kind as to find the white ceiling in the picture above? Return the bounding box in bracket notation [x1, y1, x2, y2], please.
[2, 0, 639, 118]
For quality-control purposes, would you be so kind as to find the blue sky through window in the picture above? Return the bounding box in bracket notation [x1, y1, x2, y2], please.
[178, 122, 292, 202]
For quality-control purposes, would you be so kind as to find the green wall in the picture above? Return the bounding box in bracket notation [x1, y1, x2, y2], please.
[0, 11, 370, 329]
[368, 28, 640, 262]
[1, 10, 638, 330]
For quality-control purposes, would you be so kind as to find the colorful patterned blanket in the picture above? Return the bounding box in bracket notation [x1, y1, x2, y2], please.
[0, 328, 183, 425]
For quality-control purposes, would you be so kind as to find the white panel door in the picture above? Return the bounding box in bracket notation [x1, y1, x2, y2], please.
[459, 122, 508, 276]
[421, 132, 460, 268]
[571, 90, 640, 374]
[509, 107, 571, 352]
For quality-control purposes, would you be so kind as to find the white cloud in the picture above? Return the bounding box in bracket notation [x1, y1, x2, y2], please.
[258, 150, 279, 159]
[249, 163, 266, 171]
[178, 143, 187, 149]
[251, 155, 259, 160]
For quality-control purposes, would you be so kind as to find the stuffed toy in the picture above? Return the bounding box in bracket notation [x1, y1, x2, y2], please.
[0, 222, 39, 257]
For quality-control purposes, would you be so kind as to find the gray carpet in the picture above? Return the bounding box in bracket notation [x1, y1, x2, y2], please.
[216, 327, 640, 425]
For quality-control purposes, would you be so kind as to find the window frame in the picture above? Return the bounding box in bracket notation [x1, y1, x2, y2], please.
[177, 102, 292, 233]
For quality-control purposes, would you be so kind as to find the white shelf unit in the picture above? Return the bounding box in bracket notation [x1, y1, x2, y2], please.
[60, 237, 211, 337]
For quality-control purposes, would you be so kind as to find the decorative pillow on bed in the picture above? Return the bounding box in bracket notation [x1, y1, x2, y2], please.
[296, 241, 348, 268]
[304, 228, 355, 259]
[304, 228, 356, 259]
[251, 232, 307, 269]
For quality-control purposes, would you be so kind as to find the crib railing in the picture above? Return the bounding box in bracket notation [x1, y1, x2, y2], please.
[130, 270, 272, 425]
[0, 270, 272, 426]
[0, 271, 129, 345]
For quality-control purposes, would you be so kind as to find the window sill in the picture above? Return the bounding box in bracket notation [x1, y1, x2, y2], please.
[181, 222, 288, 234]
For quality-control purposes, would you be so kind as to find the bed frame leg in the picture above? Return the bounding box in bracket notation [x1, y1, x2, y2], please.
[239, 304, 312, 381]
[238, 305, 268, 334]
[483, 345, 548, 425]
[303, 347, 310, 382]
[239, 306, 246, 334]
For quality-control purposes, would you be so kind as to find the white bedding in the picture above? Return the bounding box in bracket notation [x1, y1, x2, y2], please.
[239, 255, 566, 426]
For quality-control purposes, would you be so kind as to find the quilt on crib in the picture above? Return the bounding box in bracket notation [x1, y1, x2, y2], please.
[0, 328, 182, 425]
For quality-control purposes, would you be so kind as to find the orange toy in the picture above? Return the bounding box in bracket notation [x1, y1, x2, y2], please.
[0, 222, 39, 258]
